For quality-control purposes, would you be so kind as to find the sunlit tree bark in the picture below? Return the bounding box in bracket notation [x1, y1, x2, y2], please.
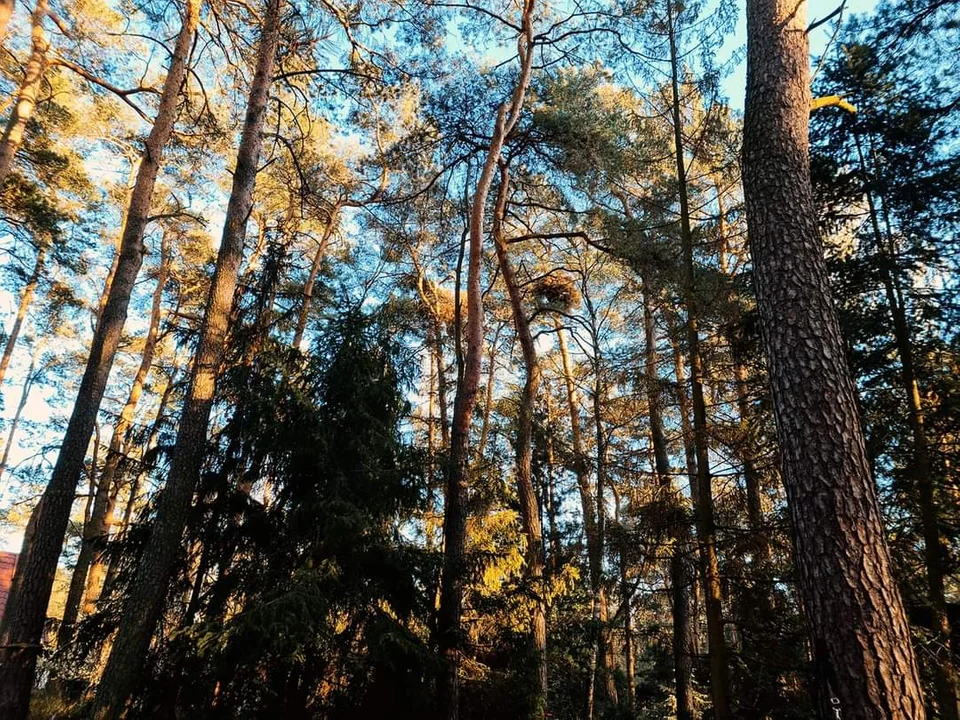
[742, 0, 926, 715]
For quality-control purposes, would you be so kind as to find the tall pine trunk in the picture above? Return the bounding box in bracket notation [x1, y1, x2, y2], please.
[492, 167, 548, 717]
[436, 3, 535, 714]
[57, 237, 170, 647]
[642, 283, 696, 720]
[665, 3, 732, 714]
[92, 1, 280, 715]
[0, 2, 199, 714]
[742, 0, 926, 716]
[854, 130, 958, 720]
[555, 319, 602, 720]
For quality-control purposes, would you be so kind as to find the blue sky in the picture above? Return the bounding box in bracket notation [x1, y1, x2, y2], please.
[721, 0, 880, 109]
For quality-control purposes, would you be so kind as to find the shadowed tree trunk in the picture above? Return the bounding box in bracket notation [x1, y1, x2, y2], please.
[742, 0, 926, 716]
[853, 130, 958, 720]
[57, 237, 170, 647]
[665, 2, 732, 714]
[642, 283, 696, 720]
[91, 0, 280, 714]
[0, 1, 200, 714]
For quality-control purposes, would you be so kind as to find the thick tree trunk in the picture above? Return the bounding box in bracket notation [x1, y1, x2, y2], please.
[642, 285, 696, 720]
[742, 0, 927, 716]
[666, 4, 732, 714]
[0, 2, 199, 715]
[0, 247, 44, 389]
[58, 239, 170, 647]
[492, 167, 548, 717]
[91, 2, 279, 715]
[435, 4, 535, 715]
[0, 0, 49, 188]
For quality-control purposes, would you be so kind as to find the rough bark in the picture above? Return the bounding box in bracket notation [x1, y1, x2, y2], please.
[435, 3, 535, 714]
[666, 3, 732, 713]
[0, 0, 49, 188]
[0, 247, 44, 389]
[742, 0, 927, 716]
[0, 2, 199, 714]
[57, 239, 170, 647]
[492, 166, 548, 717]
[91, 1, 278, 715]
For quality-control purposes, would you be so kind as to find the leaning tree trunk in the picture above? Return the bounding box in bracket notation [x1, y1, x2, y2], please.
[435, 3, 535, 716]
[0, 0, 49, 188]
[57, 238, 170, 647]
[741, 0, 926, 716]
[0, 1, 199, 715]
[92, 1, 279, 715]
[292, 205, 339, 349]
[492, 167, 548, 718]
[666, 3, 732, 715]
[0, 247, 45, 389]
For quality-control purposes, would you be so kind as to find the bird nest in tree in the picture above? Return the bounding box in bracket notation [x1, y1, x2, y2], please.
[533, 273, 580, 311]
[422, 279, 460, 326]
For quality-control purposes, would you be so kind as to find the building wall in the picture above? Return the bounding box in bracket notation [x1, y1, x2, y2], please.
[0, 550, 18, 623]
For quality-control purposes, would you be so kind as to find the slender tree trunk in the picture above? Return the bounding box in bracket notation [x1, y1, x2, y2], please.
[92, 2, 279, 715]
[666, 4, 731, 715]
[590, 366, 618, 711]
[0, 354, 37, 484]
[292, 205, 339, 348]
[57, 239, 170, 647]
[853, 131, 958, 720]
[643, 286, 696, 720]
[475, 324, 502, 459]
[0, 247, 44, 389]
[436, 4, 535, 715]
[492, 166, 547, 718]
[101, 373, 177, 598]
[0, 0, 49, 188]
[742, 0, 926, 716]
[555, 320, 602, 719]
[0, 2, 199, 714]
